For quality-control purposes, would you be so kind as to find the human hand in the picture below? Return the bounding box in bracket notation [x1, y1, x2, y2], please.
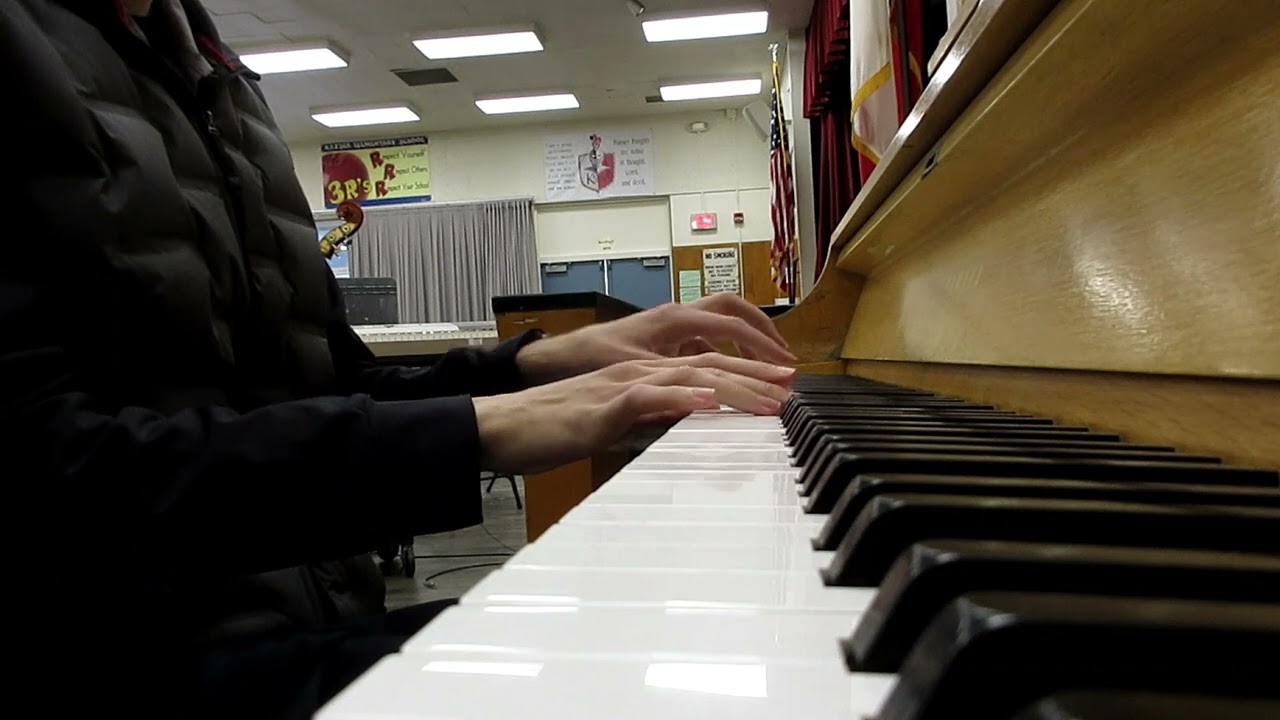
[473, 353, 794, 474]
[515, 293, 795, 384]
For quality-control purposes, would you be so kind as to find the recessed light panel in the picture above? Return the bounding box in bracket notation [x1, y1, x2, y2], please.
[414, 31, 544, 60]
[659, 78, 762, 101]
[311, 106, 420, 128]
[239, 47, 347, 74]
[475, 93, 580, 115]
[642, 11, 769, 42]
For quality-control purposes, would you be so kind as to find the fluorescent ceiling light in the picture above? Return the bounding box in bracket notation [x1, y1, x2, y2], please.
[475, 93, 580, 115]
[660, 78, 762, 102]
[311, 106, 420, 128]
[643, 11, 769, 42]
[414, 31, 543, 59]
[239, 47, 347, 75]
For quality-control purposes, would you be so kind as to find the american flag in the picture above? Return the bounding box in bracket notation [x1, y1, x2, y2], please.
[769, 56, 797, 299]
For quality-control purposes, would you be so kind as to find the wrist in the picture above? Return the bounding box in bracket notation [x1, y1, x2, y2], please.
[515, 331, 575, 385]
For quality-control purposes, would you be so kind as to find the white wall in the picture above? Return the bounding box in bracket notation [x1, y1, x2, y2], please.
[290, 110, 770, 262]
[669, 188, 773, 247]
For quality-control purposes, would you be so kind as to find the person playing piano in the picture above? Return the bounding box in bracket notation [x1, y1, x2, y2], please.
[0, 1, 796, 719]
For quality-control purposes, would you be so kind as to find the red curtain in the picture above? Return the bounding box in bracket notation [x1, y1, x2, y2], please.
[804, 0, 858, 284]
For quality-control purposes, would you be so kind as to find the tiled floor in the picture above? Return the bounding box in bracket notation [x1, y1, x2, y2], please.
[385, 476, 527, 610]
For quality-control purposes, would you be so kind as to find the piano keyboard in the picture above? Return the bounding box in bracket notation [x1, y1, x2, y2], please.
[317, 374, 1280, 720]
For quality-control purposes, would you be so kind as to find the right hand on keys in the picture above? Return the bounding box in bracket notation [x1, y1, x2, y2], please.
[473, 353, 795, 474]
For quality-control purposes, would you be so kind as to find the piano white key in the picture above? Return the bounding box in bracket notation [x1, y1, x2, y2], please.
[609, 469, 799, 483]
[458, 567, 874, 613]
[400, 604, 859, 663]
[562, 504, 826, 527]
[506, 540, 836, 573]
[614, 465, 801, 476]
[316, 653, 896, 720]
[633, 447, 794, 463]
[626, 461, 796, 471]
[667, 415, 784, 430]
[586, 479, 805, 507]
[653, 429, 784, 444]
[537, 521, 818, 549]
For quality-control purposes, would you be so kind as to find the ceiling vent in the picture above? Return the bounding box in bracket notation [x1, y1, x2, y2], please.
[392, 68, 459, 87]
[644, 94, 664, 103]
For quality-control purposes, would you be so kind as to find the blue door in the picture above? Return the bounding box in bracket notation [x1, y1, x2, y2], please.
[607, 256, 673, 309]
[541, 260, 605, 295]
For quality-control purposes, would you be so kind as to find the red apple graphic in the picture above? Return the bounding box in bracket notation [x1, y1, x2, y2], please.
[322, 151, 370, 205]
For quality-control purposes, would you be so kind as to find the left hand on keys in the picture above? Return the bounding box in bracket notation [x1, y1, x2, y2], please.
[515, 293, 796, 385]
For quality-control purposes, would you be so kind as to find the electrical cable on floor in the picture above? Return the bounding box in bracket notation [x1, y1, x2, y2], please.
[421, 562, 505, 589]
[481, 522, 521, 553]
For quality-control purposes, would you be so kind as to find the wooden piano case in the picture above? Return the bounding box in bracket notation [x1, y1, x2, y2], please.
[776, 0, 1280, 470]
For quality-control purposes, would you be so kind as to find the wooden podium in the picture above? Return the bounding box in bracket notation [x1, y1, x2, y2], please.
[492, 292, 643, 541]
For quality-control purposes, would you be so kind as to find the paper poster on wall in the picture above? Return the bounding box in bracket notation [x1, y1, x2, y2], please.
[321, 135, 430, 208]
[544, 129, 654, 202]
[677, 270, 702, 304]
[702, 247, 740, 295]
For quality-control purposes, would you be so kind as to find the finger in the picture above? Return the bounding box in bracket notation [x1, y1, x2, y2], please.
[613, 385, 719, 422]
[677, 337, 719, 356]
[695, 293, 791, 349]
[635, 409, 694, 425]
[646, 352, 797, 386]
[643, 366, 787, 415]
[661, 306, 795, 365]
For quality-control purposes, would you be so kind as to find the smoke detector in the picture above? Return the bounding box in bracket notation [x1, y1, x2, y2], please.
[687, 120, 710, 134]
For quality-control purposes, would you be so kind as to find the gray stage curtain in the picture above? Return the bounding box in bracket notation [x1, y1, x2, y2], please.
[348, 197, 539, 322]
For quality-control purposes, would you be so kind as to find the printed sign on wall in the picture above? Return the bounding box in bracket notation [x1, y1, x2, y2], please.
[703, 246, 740, 295]
[544, 129, 654, 202]
[322, 135, 431, 208]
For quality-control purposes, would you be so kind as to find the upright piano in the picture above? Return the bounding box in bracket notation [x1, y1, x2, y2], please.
[318, 0, 1280, 717]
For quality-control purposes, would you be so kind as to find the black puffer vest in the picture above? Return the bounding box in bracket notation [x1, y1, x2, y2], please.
[12, 0, 385, 645]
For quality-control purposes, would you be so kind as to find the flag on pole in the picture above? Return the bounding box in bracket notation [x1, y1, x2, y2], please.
[769, 50, 798, 300]
[850, 0, 898, 184]
[851, 0, 925, 183]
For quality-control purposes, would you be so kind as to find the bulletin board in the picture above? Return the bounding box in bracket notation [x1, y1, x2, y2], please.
[671, 240, 780, 307]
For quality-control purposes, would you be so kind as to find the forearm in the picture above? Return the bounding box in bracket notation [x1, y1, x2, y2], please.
[15, 391, 483, 580]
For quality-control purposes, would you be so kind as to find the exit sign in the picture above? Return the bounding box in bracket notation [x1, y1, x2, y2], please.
[691, 212, 718, 231]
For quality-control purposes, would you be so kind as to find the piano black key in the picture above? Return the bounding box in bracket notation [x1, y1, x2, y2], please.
[795, 433, 1167, 481]
[785, 411, 1036, 439]
[801, 451, 1253, 513]
[812, 474, 1280, 551]
[845, 540, 1280, 672]
[823, 494, 1280, 587]
[790, 421, 1104, 465]
[1013, 691, 1280, 720]
[786, 410, 1055, 441]
[798, 441, 1211, 498]
[876, 592, 1280, 720]
[779, 397, 988, 426]
[792, 424, 1123, 466]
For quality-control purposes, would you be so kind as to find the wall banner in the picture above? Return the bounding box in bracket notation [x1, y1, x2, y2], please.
[321, 135, 430, 208]
[544, 129, 654, 202]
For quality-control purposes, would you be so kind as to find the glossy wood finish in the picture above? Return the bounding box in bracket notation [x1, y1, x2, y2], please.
[837, 0, 1280, 379]
[772, 269, 865, 364]
[847, 360, 1280, 470]
[773, 0, 1051, 363]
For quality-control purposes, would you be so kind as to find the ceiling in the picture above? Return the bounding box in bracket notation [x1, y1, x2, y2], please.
[203, 0, 814, 142]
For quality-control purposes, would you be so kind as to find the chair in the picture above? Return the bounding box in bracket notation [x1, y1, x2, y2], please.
[482, 471, 523, 510]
